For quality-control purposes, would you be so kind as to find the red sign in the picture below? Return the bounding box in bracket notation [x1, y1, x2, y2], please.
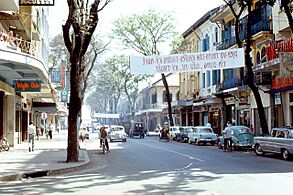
[266, 37, 293, 61]
[14, 80, 41, 92]
[272, 77, 293, 90]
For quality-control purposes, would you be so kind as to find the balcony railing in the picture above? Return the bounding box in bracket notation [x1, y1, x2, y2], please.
[239, 20, 270, 41]
[223, 77, 243, 90]
[216, 36, 236, 50]
[0, 31, 36, 56]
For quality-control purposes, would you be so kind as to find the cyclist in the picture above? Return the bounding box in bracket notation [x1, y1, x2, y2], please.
[99, 126, 109, 151]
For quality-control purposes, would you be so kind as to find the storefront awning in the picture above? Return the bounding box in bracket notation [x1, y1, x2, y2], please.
[32, 102, 58, 113]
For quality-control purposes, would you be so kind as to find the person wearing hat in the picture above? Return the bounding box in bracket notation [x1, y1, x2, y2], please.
[99, 126, 109, 151]
[28, 121, 36, 152]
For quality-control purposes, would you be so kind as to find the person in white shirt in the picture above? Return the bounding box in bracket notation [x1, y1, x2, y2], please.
[223, 126, 232, 151]
[28, 121, 36, 152]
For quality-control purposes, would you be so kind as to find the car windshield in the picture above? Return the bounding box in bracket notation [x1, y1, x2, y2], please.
[111, 127, 124, 131]
[199, 128, 213, 133]
[183, 128, 193, 133]
[237, 127, 252, 134]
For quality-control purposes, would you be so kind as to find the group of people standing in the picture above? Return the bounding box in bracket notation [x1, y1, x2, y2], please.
[28, 122, 54, 152]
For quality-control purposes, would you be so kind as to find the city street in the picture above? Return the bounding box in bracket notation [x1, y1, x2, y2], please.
[1, 134, 293, 195]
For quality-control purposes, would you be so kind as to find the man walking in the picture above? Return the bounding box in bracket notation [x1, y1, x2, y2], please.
[28, 121, 36, 152]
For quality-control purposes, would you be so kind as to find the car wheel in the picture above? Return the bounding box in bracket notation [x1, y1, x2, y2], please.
[123, 139, 127, 142]
[254, 144, 264, 156]
[282, 149, 290, 160]
[188, 139, 192, 144]
[217, 141, 223, 149]
[196, 140, 200, 146]
[176, 137, 179, 142]
[211, 142, 215, 146]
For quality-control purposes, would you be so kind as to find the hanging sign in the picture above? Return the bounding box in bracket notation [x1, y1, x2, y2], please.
[130, 48, 244, 74]
[14, 80, 41, 92]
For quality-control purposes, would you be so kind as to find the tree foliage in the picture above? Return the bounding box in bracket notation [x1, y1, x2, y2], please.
[112, 9, 178, 125]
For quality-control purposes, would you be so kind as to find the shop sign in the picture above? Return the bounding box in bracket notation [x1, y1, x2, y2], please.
[210, 106, 220, 112]
[19, 0, 55, 6]
[272, 77, 293, 90]
[266, 37, 293, 61]
[60, 90, 68, 102]
[225, 97, 235, 105]
[50, 70, 61, 84]
[280, 52, 293, 75]
[275, 92, 281, 105]
[14, 80, 41, 92]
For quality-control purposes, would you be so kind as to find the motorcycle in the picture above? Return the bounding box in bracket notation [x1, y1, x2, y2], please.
[159, 130, 170, 142]
[0, 137, 9, 152]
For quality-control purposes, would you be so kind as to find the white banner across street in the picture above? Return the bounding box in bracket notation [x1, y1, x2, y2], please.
[130, 48, 244, 74]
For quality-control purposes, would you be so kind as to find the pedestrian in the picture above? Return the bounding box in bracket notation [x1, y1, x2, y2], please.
[36, 127, 40, 141]
[28, 121, 36, 152]
[222, 125, 232, 152]
[48, 124, 53, 139]
[206, 122, 212, 128]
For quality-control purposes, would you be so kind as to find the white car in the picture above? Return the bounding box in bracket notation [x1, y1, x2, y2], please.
[169, 126, 180, 140]
[109, 125, 127, 142]
[188, 126, 218, 145]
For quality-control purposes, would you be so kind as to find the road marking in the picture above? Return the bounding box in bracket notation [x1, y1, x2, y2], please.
[136, 141, 204, 162]
[175, 162, 193, 171]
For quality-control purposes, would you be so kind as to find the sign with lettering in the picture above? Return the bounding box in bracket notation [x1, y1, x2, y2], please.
[50, 70, 61, 84]
[60, 90, 68, 102]
[272, 77, 293, 90]
[14, 80, 41, 92]
[130, 48, 244, 74]
[19, 0, 55, 6]
[266, 37, 293, 61]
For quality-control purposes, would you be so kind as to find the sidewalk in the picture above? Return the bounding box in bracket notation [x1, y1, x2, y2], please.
[0, 130, 90, 182]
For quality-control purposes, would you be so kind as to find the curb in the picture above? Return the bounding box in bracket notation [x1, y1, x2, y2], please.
[0, 149, 90, 182]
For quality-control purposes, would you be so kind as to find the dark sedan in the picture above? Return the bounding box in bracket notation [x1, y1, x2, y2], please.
[176, 126, 193, 143]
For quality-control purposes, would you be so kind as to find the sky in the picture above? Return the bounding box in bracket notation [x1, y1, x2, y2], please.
[49, 0, 223, 39]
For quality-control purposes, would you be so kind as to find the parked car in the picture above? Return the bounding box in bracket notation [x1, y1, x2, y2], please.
[218, 126, 254, 150]
[169, 126, 180, 140]
[188, 126, 218, 145]
[176, 126, 193, 142]
[253, 127, 293, 160]
[129, 122, 145, 138]
[109, 125, 127, 142]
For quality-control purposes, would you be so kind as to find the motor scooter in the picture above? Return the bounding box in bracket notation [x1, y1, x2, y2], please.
[159, 130, 170, 142]
[0, 137, 9, 152]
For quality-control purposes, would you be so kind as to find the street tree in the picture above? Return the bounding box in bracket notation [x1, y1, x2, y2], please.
[49, 33, 67, 68]
[267, 0, 293, 32]
[63, 0, 112, 162]
[105, 55, 149, 113]
[112, 9, 177, 126]
[223, 0, 269, 135]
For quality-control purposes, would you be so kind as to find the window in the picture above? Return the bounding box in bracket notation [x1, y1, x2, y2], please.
[261, 47, 266, 63]
[215, 28, 218, 43]
[256, 52, 261, 64]
[152, 92, 157, 104]
[212, 70, 221, 85]
[162, 91, 172, 102]
[207, 70, 211, 87]
[290, 93, 293, 102]
[202, 73, 206, 88]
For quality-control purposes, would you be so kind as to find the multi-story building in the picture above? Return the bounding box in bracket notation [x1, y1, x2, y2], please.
[0, 1, 56, 146]
[135, 74, 179, 132]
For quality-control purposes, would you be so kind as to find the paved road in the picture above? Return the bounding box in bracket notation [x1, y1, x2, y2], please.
[1, 134, 293, 195]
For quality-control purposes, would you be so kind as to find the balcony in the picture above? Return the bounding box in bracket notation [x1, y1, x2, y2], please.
[239, 20, 270, 41]
[0, 31, 36, 56]
[216, 36, 236, 50]
[223, 77, 243, 90]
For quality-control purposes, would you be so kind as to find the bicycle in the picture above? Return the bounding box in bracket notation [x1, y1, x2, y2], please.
[101, 138, 107, 154]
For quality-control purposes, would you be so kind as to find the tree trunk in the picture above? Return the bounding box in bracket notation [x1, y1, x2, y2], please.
[67, 56, 82, 162]
[161, 73, 174, 126]
[245, 0, 269, 135]
[282, 0, 293, 33]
